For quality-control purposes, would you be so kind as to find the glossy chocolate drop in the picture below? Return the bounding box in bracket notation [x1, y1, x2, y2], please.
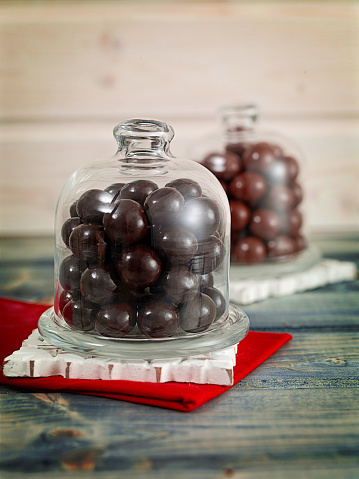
[178, 197, 220, 241]
[250, 209, 281, 241]
[283, 156, 299, 183]
[292, 182, 303, 207]
[61, 217, 82, 247]
[153, 226, 198, 264]
[267, 235, 297, 258]
[69, 223, 107, 263]
[242, 142, 279, 173]
[188, 235, 225, 275]
[144, 187, 184, 226]
[203, 287, 226, 320]
[59, 289, 79, 314]
[59, 254, 86, 292]
[197, 272, 214, 290]
[103, 199, 148, 244]
[154, 265, 199, 305]
[230, 200, 251, 231]
[62, 300, 97, 331]
[105, 183, 126, 200]
[280, 209, 303, 236]
[80, 265, 119, 304]
[120, 244, 161, 289]
[70, 201, 78, 217]
[180, 293, 216, 333]
[76, 189, 113, 223]
[95, 302, 136, 337]
[119, 180, 158, 205]
[264, 185, 295, 211]
[165, 178, 202, 200]
[233, 237, 266, 264]
[202, 151, 241, 180]
[265, 159, 289, 185]
[229, 172, 267, 204]
[137, 301, 180, 338]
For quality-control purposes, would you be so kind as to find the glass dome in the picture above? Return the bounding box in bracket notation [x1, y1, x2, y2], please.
[189, 105, 320, 276]
[38, 118, 249, 359]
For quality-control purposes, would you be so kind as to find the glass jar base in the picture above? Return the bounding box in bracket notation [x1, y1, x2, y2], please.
[38, 305, 249, 360]
[230, 243, 321, 280]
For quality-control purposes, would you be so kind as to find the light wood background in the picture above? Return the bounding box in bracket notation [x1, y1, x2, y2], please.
[0, 1, 358, 236]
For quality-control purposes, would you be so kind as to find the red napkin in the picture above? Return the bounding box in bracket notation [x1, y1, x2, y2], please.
[0, 297, 292, 412]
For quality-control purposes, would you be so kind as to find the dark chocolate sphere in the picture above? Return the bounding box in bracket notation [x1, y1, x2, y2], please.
[264, 185, 295, 211]
[103, 199, 148, 244]
[62, 300, 97, 331]
[59, 289, 79, 314]
[70, 201, 78, 217]
[95, 302, 136, 337]
[188, 235, 225, 275]
[119, 180, 158, 205]
[76, 189, 113, 223]
[80, 265, 119, 305]
[61, 217, 82, 247]
[178, 197, 221, 241]
[242, 142, 279, 173]
[180, 293, 216, 333]
[120, 244, 161, 289]
[250, 209, 281, 241]
[202, 151, 241, 180]
[104, 183, 126, 200]
[165, 178, 202, 200]
[283, 155, 299, 183]
[267, 235, 297, 258]
[280, 209, 303, 236]
[292, 182, 303, 207]
[230, 200, 251, 231]
[153, 226, 198, 264]
[137, 301, 180, 338]
[154, 265, 199, 305]
[202, 287, 226, 320]
[229, 172, 267, 204]
[144, 187, 185, 226]
[59, 254, 85, 292]
[233, 237, 266, 264]
[69, 223, 107, 263]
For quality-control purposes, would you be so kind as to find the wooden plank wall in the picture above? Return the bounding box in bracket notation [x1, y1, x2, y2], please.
[0, 1, 358, 236]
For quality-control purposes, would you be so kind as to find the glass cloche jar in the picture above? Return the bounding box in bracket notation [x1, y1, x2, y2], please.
[38, 118, 249, 359]
[190, 105, 320, 276]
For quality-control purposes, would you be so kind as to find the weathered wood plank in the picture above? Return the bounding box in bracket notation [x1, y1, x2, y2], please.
[0, 2, 358, 119]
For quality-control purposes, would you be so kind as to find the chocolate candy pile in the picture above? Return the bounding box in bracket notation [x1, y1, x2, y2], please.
[201, 141, 305, 264]
[56, 179, 226, 338]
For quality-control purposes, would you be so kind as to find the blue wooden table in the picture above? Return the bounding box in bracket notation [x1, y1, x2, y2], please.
[1, 236, 358, 479]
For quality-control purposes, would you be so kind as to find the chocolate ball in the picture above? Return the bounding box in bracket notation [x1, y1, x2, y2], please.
[144, 187, 184, 226]
[165, 178, 202, 200]
[264, 185, 295, 211]
[59, 289, 79, 314]
[103, 199, 148, 245]
[80, 265, 119, 305]
[280, 209, 303, 236]
[154, 265, 199, 306]
[267, 235, 297, 258]
[104, 183, 127, 200]
[202, 287, 226, 320]
[180, 293, 216, 333]
[95, 302, 136, 337]
[188, 235, 225, 275]
[119, 180, 158, 205]
[226, 142, 250, 158]
[202, 151, 241, 180]
[178, 196, 221, 241]
[242, 142, 279, 173]
[62, 300, 97, 331]
[59, 254, 86, 292]
[283, 155, 299, 183]
[229, 172, 267, 204]
[230, 200, 251, 231]
[233, 237, 266, 264]
[61, 217, 82, 248]
[153, 226, 198, 264]
[197, 272, 214, 290]
[70, 201, 78, 217]
[69, 223, 107, 264]
[137, 301, 180, 338]
[120, 244, 161, 289]
[250, 209, 281, 241]
[76, 189, 113, 223]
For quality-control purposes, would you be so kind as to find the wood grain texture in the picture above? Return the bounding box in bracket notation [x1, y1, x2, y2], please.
[0, 238, 358, 478]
